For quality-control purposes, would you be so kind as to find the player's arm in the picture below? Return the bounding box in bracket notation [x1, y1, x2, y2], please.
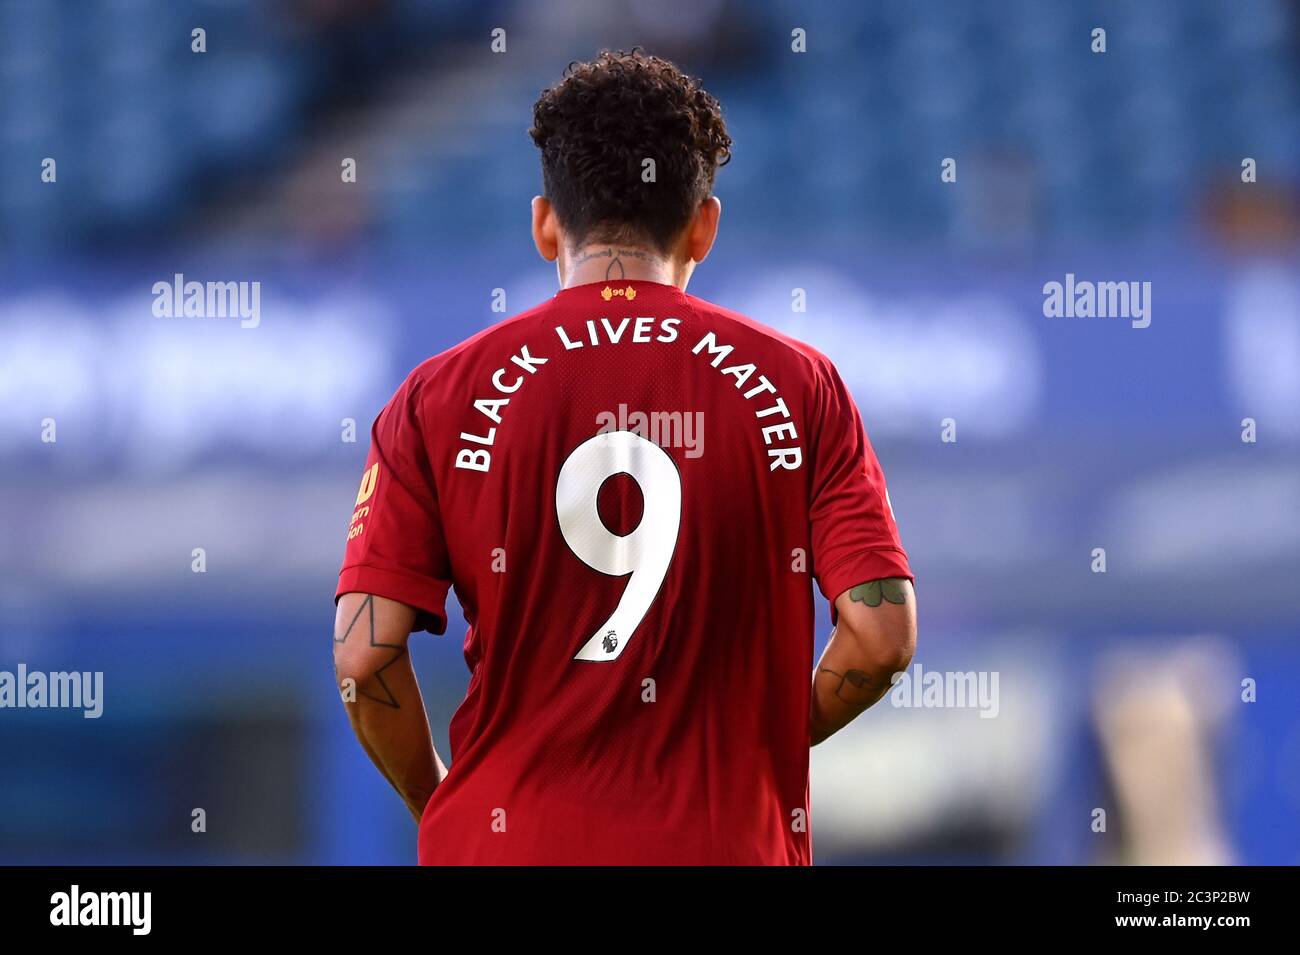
[333, 591, 446, 822]
[809, 577, 916, 746]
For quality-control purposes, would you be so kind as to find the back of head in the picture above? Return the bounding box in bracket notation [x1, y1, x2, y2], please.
[529, 49, 732, 253]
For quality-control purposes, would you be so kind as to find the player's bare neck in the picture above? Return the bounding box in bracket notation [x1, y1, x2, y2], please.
[562, 243, 680, 290]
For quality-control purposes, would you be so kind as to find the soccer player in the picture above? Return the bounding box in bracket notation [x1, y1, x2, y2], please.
[333, 50, 916, 865]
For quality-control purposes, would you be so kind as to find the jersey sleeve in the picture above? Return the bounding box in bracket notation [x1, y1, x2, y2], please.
[336, 373, 452, 635]
[808, 357, 913, 605]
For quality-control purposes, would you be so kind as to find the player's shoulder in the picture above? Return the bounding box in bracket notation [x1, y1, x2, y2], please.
[680, 289, 835, 381]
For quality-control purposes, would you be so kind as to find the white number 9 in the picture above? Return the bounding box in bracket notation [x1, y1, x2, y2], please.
[556, 430, 682, 661]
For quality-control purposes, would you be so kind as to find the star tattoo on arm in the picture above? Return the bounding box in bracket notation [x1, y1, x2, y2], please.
[334, 594, 406, 708]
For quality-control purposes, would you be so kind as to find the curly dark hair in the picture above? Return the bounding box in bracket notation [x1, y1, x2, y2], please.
[530, 49, 732, 253]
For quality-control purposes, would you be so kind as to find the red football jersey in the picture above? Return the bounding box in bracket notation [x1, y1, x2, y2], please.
[337, 279, 912, 865]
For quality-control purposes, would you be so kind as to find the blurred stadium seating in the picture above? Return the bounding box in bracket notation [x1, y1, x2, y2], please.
[3, 0, 1296, 249]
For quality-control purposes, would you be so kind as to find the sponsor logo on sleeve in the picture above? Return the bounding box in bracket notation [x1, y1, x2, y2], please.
[349, 463, 379, 540]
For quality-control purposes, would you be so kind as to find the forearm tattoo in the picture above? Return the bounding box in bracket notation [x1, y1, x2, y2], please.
[817, 667, 880, 703]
